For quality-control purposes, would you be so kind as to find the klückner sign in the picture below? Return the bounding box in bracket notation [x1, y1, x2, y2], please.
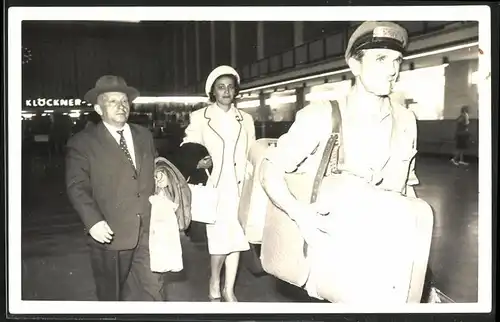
[25, 98, 93, 108]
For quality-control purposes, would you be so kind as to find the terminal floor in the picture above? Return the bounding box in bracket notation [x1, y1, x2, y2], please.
[19, 155, 479, 303]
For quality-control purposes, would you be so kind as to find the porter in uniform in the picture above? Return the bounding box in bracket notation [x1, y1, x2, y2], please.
[260, 21, 433, 303]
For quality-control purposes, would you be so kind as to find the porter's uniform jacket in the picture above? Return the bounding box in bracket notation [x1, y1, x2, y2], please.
[265, 94, 419, 195]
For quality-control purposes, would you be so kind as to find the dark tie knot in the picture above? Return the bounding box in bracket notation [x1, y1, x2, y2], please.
[117, 129, 124, 136]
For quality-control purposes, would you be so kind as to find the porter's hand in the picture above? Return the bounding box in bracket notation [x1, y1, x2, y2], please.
[288, 203, 330, 247]
[89, 221, 114, 244]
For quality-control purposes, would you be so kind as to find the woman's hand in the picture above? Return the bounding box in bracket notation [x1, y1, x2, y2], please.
[197, 156, 213, 169]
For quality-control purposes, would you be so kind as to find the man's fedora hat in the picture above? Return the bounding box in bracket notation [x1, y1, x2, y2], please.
[84, 75, 140, 105]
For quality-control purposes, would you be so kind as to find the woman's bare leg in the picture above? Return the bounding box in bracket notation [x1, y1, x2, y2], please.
[209, 254, 226, 300]
[222, 251, 240, 302]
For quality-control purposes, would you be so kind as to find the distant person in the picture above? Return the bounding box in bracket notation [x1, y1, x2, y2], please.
[50, 113, 72, 156]
[73, 113, 87, 133]
[450, 105, 471, 166]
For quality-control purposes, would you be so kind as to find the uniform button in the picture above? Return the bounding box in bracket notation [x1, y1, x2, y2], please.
[132, 175, 137, 180]
[137, 213, 141, 217]
[137, 193, 140, 198]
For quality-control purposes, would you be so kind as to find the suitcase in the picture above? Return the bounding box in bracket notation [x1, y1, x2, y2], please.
[238, 138, 278, 244]
[260, 101, 343, 289]
[310, 177, 434, 303]
[238, 138, 278, 276]
[260, 101, 434, 303]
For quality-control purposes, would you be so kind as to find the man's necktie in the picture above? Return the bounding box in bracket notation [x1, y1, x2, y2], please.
[117, 129, 135, 169]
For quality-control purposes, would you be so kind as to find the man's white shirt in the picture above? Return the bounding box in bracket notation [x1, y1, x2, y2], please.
[102, 121, 137, 168]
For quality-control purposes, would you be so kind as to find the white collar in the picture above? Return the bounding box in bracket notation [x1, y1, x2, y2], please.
[103, 121, 130, 134]
[208, 103, 243, 121]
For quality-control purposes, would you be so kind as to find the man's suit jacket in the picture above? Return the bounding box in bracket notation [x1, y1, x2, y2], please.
[181, 104, 256, 196]
[66, 121, 156, 251]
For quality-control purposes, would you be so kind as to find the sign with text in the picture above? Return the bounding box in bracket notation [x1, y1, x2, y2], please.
[24, 98, 93, 108]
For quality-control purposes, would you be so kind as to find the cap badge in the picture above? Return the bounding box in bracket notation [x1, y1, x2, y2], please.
[373, 26, 405, 43]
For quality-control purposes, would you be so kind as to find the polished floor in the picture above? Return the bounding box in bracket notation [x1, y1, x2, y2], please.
[19, 153, 479, 303]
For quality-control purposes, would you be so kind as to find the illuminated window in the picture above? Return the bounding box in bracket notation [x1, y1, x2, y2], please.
[470, 70, 480, 85]
[265, 91, 298, 122]
[237, 100, 260, 109]
[305, 80, 351, 102]
[392, 64, 448, 120]
[265, 95, 297, 105]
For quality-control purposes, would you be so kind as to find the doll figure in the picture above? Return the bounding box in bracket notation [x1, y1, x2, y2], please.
[149, 162, 183, 273]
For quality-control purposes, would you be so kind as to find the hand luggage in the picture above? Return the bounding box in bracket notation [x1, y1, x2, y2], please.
[188, 169, 218, 224]
[238, 138, 278, 244]
[238, 138, 278, 276]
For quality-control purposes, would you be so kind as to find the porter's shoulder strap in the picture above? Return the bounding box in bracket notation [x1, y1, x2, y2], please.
[310, 100, 343, 203]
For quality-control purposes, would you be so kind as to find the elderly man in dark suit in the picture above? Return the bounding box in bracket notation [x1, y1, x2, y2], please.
[65, 75, 166, 301]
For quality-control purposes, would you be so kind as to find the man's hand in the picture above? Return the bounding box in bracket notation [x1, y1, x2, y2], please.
[197, 156, 213, 169]
[88, 221, 114, 244]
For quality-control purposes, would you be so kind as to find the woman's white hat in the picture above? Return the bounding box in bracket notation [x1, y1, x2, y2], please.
[205, 65, 240, 97]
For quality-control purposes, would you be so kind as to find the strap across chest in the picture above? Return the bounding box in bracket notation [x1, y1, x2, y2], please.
[310, 100, 344, 203]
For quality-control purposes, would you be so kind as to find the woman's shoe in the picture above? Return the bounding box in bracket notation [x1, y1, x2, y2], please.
[208, 294, 221, 302]
[221, 289, 238, 302]
[209, 278, 221, 302]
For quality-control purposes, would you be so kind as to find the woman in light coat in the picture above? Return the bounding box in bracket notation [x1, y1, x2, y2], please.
[181, 65, 255, 302]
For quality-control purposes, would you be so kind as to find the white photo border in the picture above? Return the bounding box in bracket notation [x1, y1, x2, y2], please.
[8, 5, 493, 315]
